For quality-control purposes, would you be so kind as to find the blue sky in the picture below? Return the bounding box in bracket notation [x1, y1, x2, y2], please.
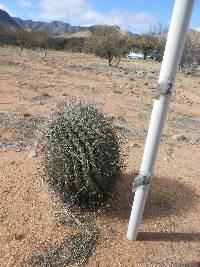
[0, 0, 200, 33]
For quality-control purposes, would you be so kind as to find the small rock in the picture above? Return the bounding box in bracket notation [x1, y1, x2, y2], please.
[136, 70, 145, 76]
[185, 70, 192, 75]
[13, 141, 22, 152]
[172, 134, 186, 141]
[36, 96, 44, 105]
[28, 148, 37, 157]
[189, 138, 200, 145]
[0, 143, 10, 152]
[130, 143, 140, 148]
[164, 156, 170, 162]
[189, 139, 196, 145]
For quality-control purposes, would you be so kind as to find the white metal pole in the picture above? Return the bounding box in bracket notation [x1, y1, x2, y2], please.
[127, 0, 195, 241]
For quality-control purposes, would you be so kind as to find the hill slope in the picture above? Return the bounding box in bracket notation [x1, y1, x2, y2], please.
[0, 9, 20, 28]
[12, 17, 89, 36]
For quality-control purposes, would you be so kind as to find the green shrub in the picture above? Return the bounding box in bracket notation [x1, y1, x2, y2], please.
[43, 100, 123, 209]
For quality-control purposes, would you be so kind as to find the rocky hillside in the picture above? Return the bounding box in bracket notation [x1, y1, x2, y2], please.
[0, 9, 137, 38]
[0, 9, 89, 36]
[0, 9, 20, 28]
[12, 17, 89, 36]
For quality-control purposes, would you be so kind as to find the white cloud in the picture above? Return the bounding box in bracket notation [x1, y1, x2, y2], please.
[38, 0, 156, 32]
[193, 27, 200, 32]
[0, 3, 10, 12]
[107, 9, 156, 31]
[0, 3, 15, 16]
[18, 0, 32, 7]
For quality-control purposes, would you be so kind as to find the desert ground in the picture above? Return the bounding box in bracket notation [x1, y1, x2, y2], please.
[0, 46, 200, 267]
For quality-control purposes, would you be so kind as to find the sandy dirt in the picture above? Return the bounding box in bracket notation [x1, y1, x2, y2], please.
[0, 47, 200, 267]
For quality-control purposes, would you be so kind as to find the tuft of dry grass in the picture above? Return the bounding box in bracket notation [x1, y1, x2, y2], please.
[25, 231, 99, 267]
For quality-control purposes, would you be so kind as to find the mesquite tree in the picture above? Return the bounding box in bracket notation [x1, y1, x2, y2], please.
[85, 26, 132, 66]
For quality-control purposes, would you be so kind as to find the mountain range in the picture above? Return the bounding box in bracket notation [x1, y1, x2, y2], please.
[0, 9, 137, 38]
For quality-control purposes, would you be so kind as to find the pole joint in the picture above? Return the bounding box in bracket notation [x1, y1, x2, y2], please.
[155, 79, 174, 100]
[132, 174, 152, 192]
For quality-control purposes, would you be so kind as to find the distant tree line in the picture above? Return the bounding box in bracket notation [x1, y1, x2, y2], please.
[0, 23, 85, 52]
[84, 24, 168, 65]
[1, 22, 200, 69]
[0, 24, 48, 50]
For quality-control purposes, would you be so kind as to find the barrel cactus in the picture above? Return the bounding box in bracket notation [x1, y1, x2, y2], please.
[43, 100, 123, 209]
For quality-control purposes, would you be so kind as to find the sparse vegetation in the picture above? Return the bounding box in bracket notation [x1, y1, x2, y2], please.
[0, 23, 48, 50]
[85, 27, 132, 66]
[1, 42, 200, 266]
[16, 115, 43, 140]
[42, 100, 123, 209]
[180, 30, 200, 70]
[26, 231, 99, 267]
[149, 22, 168, 61]
[134, 33, 157, 60]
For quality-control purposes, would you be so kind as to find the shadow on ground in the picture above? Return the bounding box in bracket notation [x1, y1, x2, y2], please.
[105, 173, 198, 222]
[137, 231, 200, 242]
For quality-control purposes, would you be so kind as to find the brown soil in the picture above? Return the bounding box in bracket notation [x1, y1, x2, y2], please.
[0, 47, 200, 267]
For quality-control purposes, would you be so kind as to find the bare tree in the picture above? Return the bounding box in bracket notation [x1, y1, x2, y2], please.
[16, 29, 29, 50]
[149, 22, 168, 61]
[180, 29, 200, 70]
[149, 22, 168, 40]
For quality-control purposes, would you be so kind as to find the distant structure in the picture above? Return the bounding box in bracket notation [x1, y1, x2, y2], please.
[127, 52, 144, 60]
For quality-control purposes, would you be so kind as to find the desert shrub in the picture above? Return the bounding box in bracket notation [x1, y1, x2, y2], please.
[42, 100, 123, 209]
[180, 30, 200, 70]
